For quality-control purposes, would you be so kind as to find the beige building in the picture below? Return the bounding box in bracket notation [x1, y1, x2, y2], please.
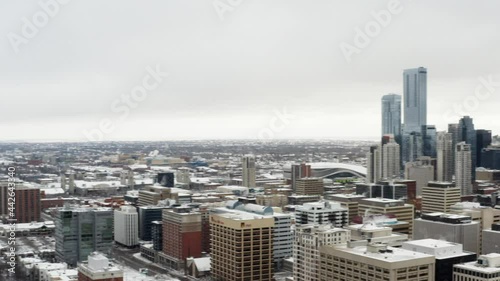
[359, 198, 415, 236]
[210, 210, 274, 281]
[319, 242, 435, 281]
[138, 185, 171, 206]
[295, 178, 324, 196]
[327, 194, 366, 223]
[421, 182, 461, 214]
[293, 225, 350, 281]
[453, 254, 500, 281]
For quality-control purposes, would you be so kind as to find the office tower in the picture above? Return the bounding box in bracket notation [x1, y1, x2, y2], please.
[402, 239, 476, 281]
[402, 131, 424, 163]
[476, 129, 492, 167]
[291, 163, 312, 193]
[358, 198, 414, 236]
[160, 206, 202, 269]
[294, 201, 349, 227]
[459, 116, 477, 181]
[448, 123, 460, 173]
[422, 125, 437, 158]
[327, 194, 366, 223]
[414, 213, 480, 254]
[382, 137, 401, 179]
[482, 223, 500, 255]
[293, 225, 350, 281]
[381, 94, 402, 142]
[437, 132, 454, 182]
[210, 210, 274, 281]
[151, 220, 163, 251]
[114, 205, 138, 247]
[77, 252, 123, 281]
[242, 155, 256, 188]
[319, 242, 435, 281]
[405, 157, 435, 196]
[453, 254, 500, 281]
[456, 142, 473, 195]
[225, 202, 293, 269]
[138, 206, 165, 241]
[55, 206, 114, 267]
[367, 145, 382, 183]
[421, 182, 461, 214]
[295, 178, 324, 196]
[481, 146, 500, 169]
[403, 67, 427, 132]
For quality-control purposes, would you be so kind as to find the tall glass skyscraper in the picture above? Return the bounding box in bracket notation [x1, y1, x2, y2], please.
[403, 67, 427, 133]
[382, 94, 402, 140]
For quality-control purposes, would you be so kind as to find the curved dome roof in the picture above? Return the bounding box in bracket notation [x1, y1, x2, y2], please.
[284, 162, 367, 179]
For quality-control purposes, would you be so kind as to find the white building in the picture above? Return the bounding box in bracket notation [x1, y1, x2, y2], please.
[293, 225, 350, 281]
[78, 252, 124, 280]
[114, 205, 139, 247]
[295, 201, 348, 227]
[320, 242, 436, 281]
[456, 142, 472, 195]
[383, 138, 401, 180]
[453, 254, 500, 281]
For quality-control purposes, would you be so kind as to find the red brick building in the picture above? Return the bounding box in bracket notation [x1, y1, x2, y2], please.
[0, 180, 40, 223]
[160, 206, 202, 269]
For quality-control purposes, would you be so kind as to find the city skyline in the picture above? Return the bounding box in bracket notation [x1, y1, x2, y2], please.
[2, 1, 500, 141]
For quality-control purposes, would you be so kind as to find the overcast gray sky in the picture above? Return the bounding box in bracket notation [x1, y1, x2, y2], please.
[1, 0, 500, 141]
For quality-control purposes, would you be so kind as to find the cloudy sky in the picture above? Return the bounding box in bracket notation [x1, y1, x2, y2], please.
[1, 0, 500, 141]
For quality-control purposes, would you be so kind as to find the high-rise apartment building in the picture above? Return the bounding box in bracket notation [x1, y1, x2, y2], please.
[114, 205, 138, 247]
[210, 210, 274, 281]
[421, 182, 461, 214]
[151, 220, 163, 251]
[242, 155, 256, 188]
[294, 225, 350, 281]
[77, 252, 123, 281]
[367, 145, 382, 183]
[55, 206, 114, 267]
[319, 242, 435, 281]
[459, 116, 477, 182]
[448, 123, 461, 175]
[456, 142, 473, 195]
[382, 94, 402, 142]
[403, 67, 427, 132]
[295, 201, 349, 227]
[383, 137, 401, 179]
[402, 131, 424, 164]
[437, 132, 454, 182]
[295, 178, 324, 196]
[405, 156, 435, 196]
[422, 125, 437, 158]
[291, 163, 312, 193]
